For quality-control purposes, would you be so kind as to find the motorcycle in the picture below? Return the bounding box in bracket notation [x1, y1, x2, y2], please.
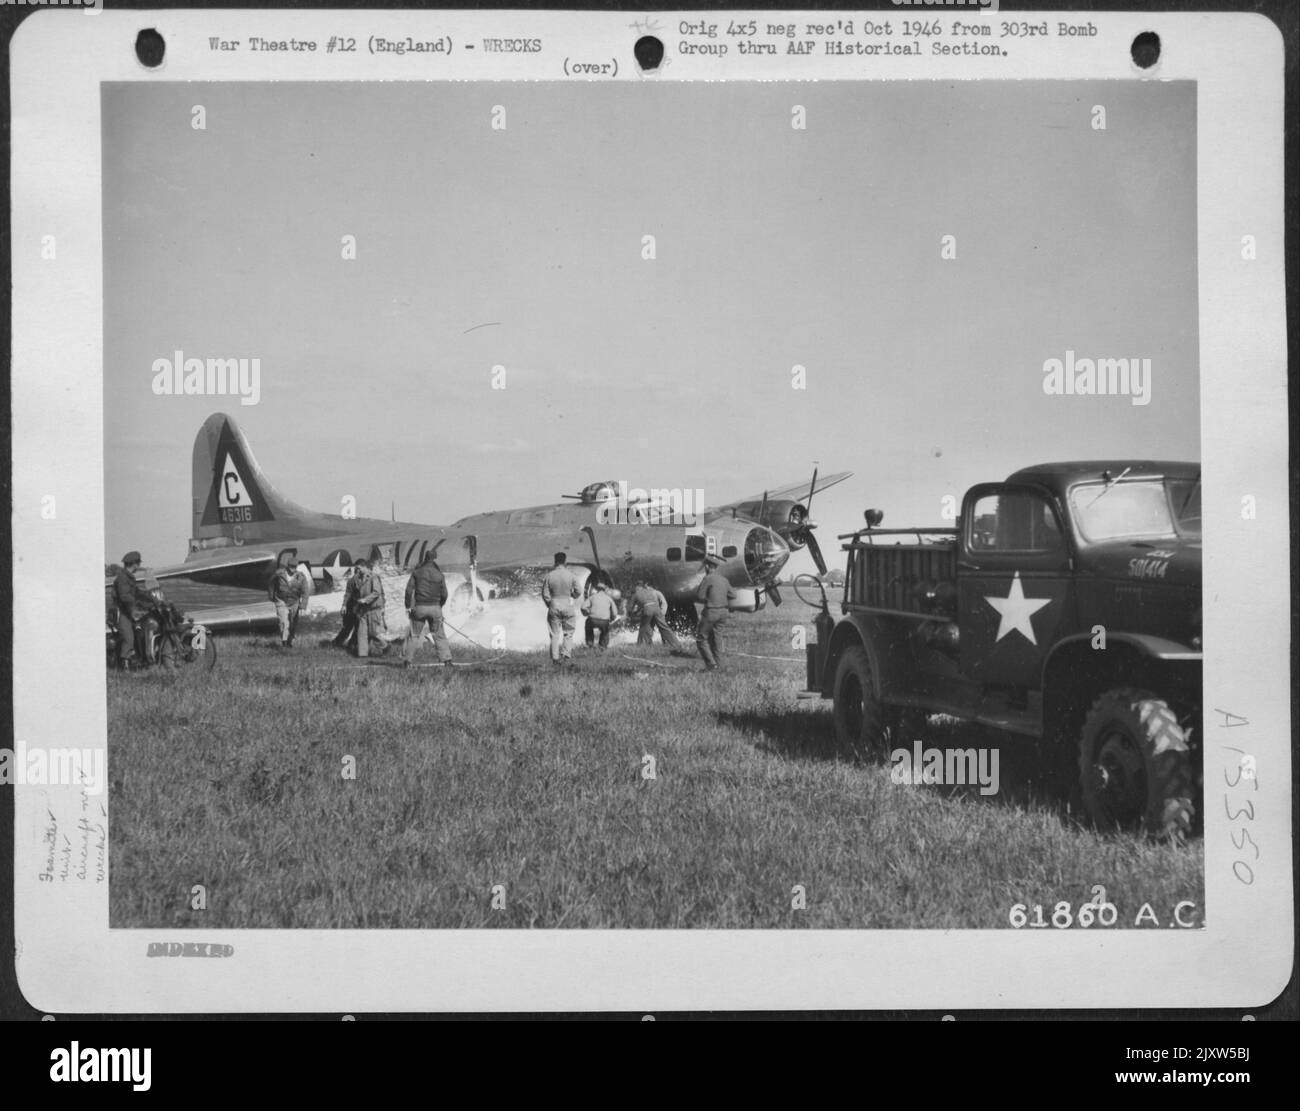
[106, 573, 216, 673]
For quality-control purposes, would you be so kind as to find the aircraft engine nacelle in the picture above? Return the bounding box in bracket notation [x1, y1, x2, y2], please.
[728, 587, 766, 614]
[771, 501, 809, 548]
[735, 499, 808, 549]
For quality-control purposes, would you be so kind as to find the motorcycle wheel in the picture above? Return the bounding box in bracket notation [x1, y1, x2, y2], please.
[141, 618, 163, 665]
[177, 627, 218, 672]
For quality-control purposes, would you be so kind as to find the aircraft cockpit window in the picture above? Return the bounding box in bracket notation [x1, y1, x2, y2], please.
[721, 545, 738, 558]
[666, 547, 682, 562]
[685, 535, 707, 562]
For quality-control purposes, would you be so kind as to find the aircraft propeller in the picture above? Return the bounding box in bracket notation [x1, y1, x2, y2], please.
[793, 467, 829, 576]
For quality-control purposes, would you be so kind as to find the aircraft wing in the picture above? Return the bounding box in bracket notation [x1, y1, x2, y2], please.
[708, 471, 854, 514]
[152, 550, 280, 581]
[184, 600, 280, 632]
[184, 588, 349, 632]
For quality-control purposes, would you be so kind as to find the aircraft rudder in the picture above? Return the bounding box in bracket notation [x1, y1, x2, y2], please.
[191, 412, 289, 541]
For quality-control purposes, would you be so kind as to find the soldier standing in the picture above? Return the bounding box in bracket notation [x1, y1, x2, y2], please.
[403, 552, 454, 669]
[541, 551, 581, 666]
[694, 555, 736, 671]
[268, 555, 306, 648]
[332, 564, 363, 650]
[354, 558, 391, 659]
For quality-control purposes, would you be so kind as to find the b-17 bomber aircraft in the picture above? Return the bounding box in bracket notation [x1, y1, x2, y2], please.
[147, 413, 851, 632]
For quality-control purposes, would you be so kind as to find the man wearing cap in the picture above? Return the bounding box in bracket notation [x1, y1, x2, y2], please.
[541, 551, 581, 665]
[268, 555, 307, 648]
[112, 551, 153, 670]
[403, 551, 454, 669]
[694, 555, 737, 672]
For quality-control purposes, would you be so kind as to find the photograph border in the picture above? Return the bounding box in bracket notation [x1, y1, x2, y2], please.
[7, 5, 1291, 1013]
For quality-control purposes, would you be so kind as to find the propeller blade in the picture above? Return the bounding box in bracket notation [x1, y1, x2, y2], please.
[758, 489, 768, 524]
[767, 584, 783, 607]
[806, 530, 828, 577]
[804, 467, 819, 517]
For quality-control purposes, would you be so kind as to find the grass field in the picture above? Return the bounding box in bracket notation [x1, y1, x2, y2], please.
[108, 598, 1204, 929]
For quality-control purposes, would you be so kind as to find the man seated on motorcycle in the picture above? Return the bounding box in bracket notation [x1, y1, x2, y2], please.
[113, 551, 153, 671]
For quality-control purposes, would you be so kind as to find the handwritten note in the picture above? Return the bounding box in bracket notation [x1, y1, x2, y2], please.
[38, 786, 106, 885]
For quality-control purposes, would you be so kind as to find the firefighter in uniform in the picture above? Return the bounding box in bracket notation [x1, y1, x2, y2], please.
[694, 555, 736, 671]
[542, 551, 581, 665]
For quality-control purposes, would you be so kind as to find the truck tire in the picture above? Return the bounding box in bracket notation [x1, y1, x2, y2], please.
[832, 645, 886, 761]
[1078, 688, 1195, 842]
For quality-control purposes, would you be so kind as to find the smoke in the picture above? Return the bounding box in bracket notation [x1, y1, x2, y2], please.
[365, 568, 650, 654]
[442, 595, 644, 654]
[444, 595, 549, 652]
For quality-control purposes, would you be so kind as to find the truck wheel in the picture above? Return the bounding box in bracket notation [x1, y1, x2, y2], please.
[1078, 688, 1195, 842]
[832, 646, 886, 761]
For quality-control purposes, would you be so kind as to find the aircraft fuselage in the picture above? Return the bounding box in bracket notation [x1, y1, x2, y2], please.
[185, 508, 787, 613]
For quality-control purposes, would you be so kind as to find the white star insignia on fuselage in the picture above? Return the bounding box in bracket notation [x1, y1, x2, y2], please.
[321, 553, 353, 580]
[984, 572, 1052, 645]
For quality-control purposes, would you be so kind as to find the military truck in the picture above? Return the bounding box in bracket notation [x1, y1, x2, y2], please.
[803, 461, 1201, 840]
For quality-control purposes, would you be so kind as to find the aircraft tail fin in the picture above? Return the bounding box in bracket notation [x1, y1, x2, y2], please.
[190, 413, 354, 545]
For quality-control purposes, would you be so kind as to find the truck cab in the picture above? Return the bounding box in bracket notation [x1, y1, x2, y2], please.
[807, 461, 1201, 840]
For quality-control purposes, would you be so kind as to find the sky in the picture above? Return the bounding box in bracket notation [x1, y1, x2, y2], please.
[102, 80, 1198, 569]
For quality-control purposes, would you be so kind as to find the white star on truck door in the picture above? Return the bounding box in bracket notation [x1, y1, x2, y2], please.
[985, 572, 1052, 645]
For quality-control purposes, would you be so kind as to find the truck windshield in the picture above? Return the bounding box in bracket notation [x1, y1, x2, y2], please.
[1166, 475, 1201, 536]
[1068, 481, 1179, 542]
